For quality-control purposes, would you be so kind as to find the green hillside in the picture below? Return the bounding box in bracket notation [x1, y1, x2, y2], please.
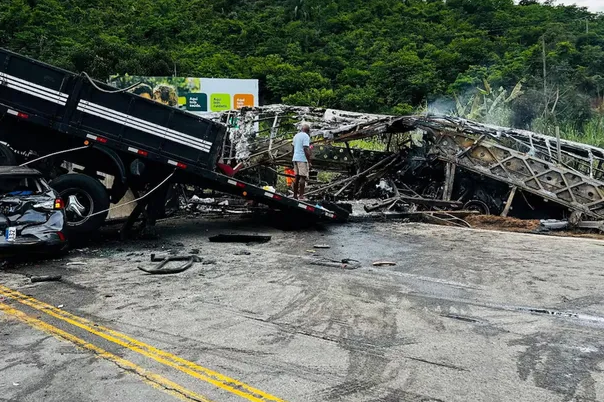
[2, 0, 604, 135]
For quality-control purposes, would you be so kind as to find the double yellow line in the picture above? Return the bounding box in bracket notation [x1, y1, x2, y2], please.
[0, 303, 211, 402]
[0, 284, 285, 402]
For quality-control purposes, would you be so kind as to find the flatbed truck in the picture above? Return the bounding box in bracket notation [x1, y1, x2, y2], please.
[0, 48, 345, 235]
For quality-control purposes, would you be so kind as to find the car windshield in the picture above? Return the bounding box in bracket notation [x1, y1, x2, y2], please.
[0, 175, 46, 196]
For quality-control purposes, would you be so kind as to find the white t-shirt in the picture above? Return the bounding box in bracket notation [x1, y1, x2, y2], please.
[292, 132, 310, 162]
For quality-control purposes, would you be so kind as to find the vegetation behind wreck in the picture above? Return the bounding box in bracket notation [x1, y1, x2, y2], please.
[2, 0, 604, 140]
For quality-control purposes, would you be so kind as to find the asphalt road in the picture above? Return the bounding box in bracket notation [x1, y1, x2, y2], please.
[2, 216, 604, 402]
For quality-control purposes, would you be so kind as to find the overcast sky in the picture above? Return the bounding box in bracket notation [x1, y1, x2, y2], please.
[553, 0, 604, 12]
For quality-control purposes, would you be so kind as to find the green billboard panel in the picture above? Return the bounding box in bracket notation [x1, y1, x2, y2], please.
[186, 93, 208, 112]
[210, 93, 231, 111]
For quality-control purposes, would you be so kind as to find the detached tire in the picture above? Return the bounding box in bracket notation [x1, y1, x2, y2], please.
[463, 200, 491, 215]
[50, 174, 110, 235]
[0, 143, 17, 166]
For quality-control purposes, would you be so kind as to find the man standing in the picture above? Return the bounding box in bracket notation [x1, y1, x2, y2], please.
[292, 123, 312, 200]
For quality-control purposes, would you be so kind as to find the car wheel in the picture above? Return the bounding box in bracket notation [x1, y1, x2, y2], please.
[50, 174, 110, 235]
[0, 143, 17, 166]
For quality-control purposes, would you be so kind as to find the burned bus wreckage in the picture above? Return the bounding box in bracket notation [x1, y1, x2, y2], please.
[211, 105, 604, 229]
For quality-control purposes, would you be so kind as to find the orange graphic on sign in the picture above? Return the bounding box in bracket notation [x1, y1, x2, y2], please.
[234, 94, 254, 109]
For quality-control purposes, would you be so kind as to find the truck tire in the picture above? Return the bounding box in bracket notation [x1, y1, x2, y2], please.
[50, 174, 110, 235]
[0, 143, 16, 166]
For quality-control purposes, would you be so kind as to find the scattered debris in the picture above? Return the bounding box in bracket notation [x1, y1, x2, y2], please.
[541, 219, 604, 232]
[372, 261, 397, 267]
[189, 196, 216, 205]
[57, 305, 64, 308]
[443, 314, 481, 324]
[309, 260, 361, 270]
[234, 250, 252, 256]
[308, 256, 360, 270]
[540, 220, 571, 231]
[364, 197, 462, 212]
[30, 275, 62, 283]
[138, 254, 202, 275]
[185, 195, 250, 215]
[66, 262, 87, 266]
[148, 252, 169, 260]
[209, 234, 271, 243]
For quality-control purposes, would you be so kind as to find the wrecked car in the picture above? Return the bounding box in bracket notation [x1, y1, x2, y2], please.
[0, 166, 68, 256]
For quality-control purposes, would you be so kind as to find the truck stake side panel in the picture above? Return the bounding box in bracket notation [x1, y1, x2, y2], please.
[0, 50, 73, 121]
[73, 84, 222, 168]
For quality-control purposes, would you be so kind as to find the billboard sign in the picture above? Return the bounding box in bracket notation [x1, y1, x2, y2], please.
[108, 75, 259, 115]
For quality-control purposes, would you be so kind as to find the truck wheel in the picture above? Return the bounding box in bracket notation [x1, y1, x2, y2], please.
[50, 174, 110, 235]
[0, 143, 16, 166]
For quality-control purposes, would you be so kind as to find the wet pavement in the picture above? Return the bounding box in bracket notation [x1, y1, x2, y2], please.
[2, 216, 604, 401]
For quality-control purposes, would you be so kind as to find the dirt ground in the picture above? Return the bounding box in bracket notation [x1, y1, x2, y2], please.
[466, 214, 604, 241]
[2, 216, 604, 402]
[465, 215, 542, 232]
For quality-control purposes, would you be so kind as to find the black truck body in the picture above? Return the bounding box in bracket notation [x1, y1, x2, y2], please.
[0, 48, 343, 234]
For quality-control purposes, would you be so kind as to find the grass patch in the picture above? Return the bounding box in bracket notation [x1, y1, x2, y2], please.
[533, 117, 604, 148]
[342, 139, 387, 151]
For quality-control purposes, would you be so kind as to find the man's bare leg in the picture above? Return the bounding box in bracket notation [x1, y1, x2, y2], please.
[293, 175, 300, 199]
[299, 177, 306, 200]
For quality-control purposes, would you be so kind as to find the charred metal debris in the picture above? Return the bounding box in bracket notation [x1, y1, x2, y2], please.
[208, 105, 604, 228]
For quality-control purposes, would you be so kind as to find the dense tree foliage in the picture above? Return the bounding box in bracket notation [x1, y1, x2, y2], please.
[2, 0, 604, 132]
